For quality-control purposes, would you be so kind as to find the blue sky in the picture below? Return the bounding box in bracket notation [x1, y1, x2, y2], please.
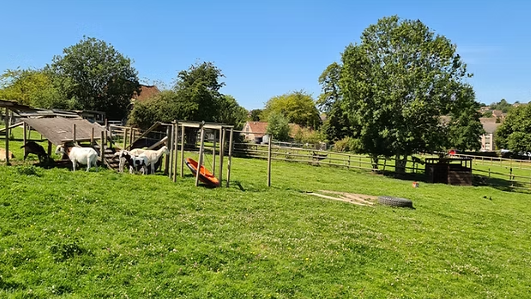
[1, 0, 530, 109]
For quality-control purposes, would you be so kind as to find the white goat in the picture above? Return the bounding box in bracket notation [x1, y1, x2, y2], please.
[130, 146, 169, 174]
[55, 145, 98, 172]
[113, 150, 148, 174]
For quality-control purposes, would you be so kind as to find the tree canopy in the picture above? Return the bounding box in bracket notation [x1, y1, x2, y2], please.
[48, 37, 140, 120]
[261, 91, 321, 129]
[495, 104, 531, 154]
[317, 63, 352, 143]
[0, 68, 69, 109]
[335, 16, 482, 169]
[215, 95, 248, 130]
[489, 99, 513, 113]
[128, 62, 248, 130]
[266, 112, 290, 141]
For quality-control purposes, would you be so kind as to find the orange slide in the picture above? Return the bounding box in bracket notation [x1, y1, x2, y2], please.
[185, 157, 220, 187]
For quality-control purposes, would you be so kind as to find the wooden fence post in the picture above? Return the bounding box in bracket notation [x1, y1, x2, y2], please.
[226, 128, 234, 188]
[267, 135, 272, 187]
[73, 124, 77, 144]
[100, 131, 105, 163]
[5, 109, 10, 165]
[218, 128, 225, 183]
[23, 122, 27, 159]
[165, 125, 171, 176]
[195, 126, 205, 187]
[180, 125, 185, 178]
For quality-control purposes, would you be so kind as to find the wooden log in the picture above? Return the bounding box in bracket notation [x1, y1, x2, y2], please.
[91, 127, 94, 145]
[226, 128, 234, 188]
[48, 140, 52, 156]
[195, 126, 205, 187]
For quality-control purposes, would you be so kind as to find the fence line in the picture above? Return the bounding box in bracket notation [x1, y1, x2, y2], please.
[233, 143, 531, 191]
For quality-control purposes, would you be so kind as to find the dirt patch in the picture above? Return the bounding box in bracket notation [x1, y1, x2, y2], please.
[307, 190, 377, 206]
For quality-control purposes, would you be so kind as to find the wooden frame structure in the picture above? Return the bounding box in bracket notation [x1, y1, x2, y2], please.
[166, 121, 234, 188]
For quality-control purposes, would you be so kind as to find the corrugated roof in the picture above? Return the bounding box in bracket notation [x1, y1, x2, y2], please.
[23, 117, 106, 145]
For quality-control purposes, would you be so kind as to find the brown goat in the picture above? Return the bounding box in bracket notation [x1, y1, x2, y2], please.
[20, 141, 49, 162]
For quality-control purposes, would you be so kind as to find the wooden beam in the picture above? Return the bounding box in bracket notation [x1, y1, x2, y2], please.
[212, 130, 216, 176]
[226, 128, 233, 188]
[218, 128, 224, 183]
[73, 124, 77, 144]
[5, 108, 10, 165]
[173, 122, 179, 182]
[23, 122, 27, 159]
[180, 124, 185, 178]
[195, 126, 205, 187]
[165, 124, 171, 176]
[147, 136, 168, 150]
[0, 121, 24, 133]
[129, 121, 161, 149]
[267, 135, 273, 187]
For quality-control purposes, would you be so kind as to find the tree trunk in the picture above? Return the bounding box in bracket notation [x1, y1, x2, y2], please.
[395, 155, 408, 174]
[371, 155, 379, 170]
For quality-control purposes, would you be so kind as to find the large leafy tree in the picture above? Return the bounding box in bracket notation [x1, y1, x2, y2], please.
[339, 16, 479, 171]
[317, 62, 352, 142]
[0, 68, 69, 109]
[215, 95, 248, 130]
[172, 61, 224, 122]
[48, 37, 140, 119]
[447, 86, 484, 151]
[129, 62, 244, 131]
[261, 91, 321, 129]
[248, 109, 262, 121]
[266, 112, 290, 141]
[496, 104, 531, 154]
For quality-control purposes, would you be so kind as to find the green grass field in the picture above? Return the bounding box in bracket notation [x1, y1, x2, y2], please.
[1, 149, 531, 298]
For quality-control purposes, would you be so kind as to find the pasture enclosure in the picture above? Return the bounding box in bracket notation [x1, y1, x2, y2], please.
[1, 157, 531, 298]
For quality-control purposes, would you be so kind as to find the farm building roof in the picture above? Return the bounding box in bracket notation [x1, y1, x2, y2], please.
[23, 117, 106, 145]
[480, 117, 502, 134]
[132, 85, 161, 102]
[243, 121, 268, 137]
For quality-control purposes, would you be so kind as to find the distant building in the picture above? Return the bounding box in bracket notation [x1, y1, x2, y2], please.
[242, 121, 268, 141]
[131, 85, 161, 103]
[479, 117, 502, 151]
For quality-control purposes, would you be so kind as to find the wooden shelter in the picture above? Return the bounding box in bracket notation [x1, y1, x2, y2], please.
[1, 99, 106, 164]
[425, 157, 473, 186]
[23, 118, 105, 145]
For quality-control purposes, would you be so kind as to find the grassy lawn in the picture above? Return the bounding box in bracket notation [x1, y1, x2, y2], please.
[1, 149, 531, 298]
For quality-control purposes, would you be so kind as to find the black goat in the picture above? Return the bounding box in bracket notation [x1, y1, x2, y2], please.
[20, 141, 49, 162]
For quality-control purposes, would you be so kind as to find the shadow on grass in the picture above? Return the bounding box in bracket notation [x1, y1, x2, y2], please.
[473, 174, 531, 194]
[380, 170, 426, 183]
